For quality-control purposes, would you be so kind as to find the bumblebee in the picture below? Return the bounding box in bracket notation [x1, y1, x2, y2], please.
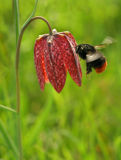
[76, 37, 114, 74]
[76, 44, 107, 74]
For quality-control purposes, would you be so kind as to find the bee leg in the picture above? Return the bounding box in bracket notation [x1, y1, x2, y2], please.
[86, 63, 92, 74]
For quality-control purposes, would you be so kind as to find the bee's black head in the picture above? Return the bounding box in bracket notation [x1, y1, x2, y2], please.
[76, 44, 96, 60]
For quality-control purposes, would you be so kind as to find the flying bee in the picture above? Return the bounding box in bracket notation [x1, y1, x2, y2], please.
[76, 44, 107, 74]
[75, 37, 113, 74]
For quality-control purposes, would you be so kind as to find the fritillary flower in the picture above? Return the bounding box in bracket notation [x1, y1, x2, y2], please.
[34, 29, 82, 93]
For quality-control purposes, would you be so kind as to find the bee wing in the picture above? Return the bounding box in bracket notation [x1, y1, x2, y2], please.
[86, 51, 103, 63]
[95, 36, 115, 50]
[94, 44, 106, 50]
[102, 36, 115, 45]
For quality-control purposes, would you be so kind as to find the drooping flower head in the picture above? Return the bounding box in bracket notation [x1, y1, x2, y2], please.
[34, 29, 82, 93]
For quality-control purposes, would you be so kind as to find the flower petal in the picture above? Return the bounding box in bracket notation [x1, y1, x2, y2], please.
[55, 33, 82, 86]
[61, 31, 77, 47]
[34, 36, 48, 91]
[44, 36, 67, 93]
[62, 31, 82, 79]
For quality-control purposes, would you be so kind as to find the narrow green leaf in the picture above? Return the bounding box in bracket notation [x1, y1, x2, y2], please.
[22, 0, 38, 28]
[24, 95, 53, 148]
[0, 120, 19, 157]
[0, 104, 16, 113]
[97, 132, 110, 160]
[14, 0, 20, 44]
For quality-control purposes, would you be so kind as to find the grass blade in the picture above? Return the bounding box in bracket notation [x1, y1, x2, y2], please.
[0, 120, 19, 158]
[0, 104, 16, 113]
[24, 95, 53, 148]
[22, 0, 38, 28]
[14, 0, 20, 44]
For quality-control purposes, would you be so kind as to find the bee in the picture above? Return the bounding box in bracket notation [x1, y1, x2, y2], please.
[75, 37, 113, 74]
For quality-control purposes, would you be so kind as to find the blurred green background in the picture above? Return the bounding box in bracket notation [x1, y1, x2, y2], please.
[0, 0, 121, 159]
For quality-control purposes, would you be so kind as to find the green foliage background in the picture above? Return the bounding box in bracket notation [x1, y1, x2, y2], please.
[0, 0, 121, 159]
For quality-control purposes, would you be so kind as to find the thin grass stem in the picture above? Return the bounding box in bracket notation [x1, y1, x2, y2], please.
[0, 104, 16, 113]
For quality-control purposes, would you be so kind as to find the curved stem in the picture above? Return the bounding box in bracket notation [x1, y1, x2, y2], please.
[15, 16, 53, 159]
[16, 16, 53, 113]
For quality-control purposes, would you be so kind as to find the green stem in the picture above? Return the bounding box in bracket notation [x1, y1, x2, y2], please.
[14, 0, 22, 159]
[16, 114, 22, 160]
[15, 16, 52, 159]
